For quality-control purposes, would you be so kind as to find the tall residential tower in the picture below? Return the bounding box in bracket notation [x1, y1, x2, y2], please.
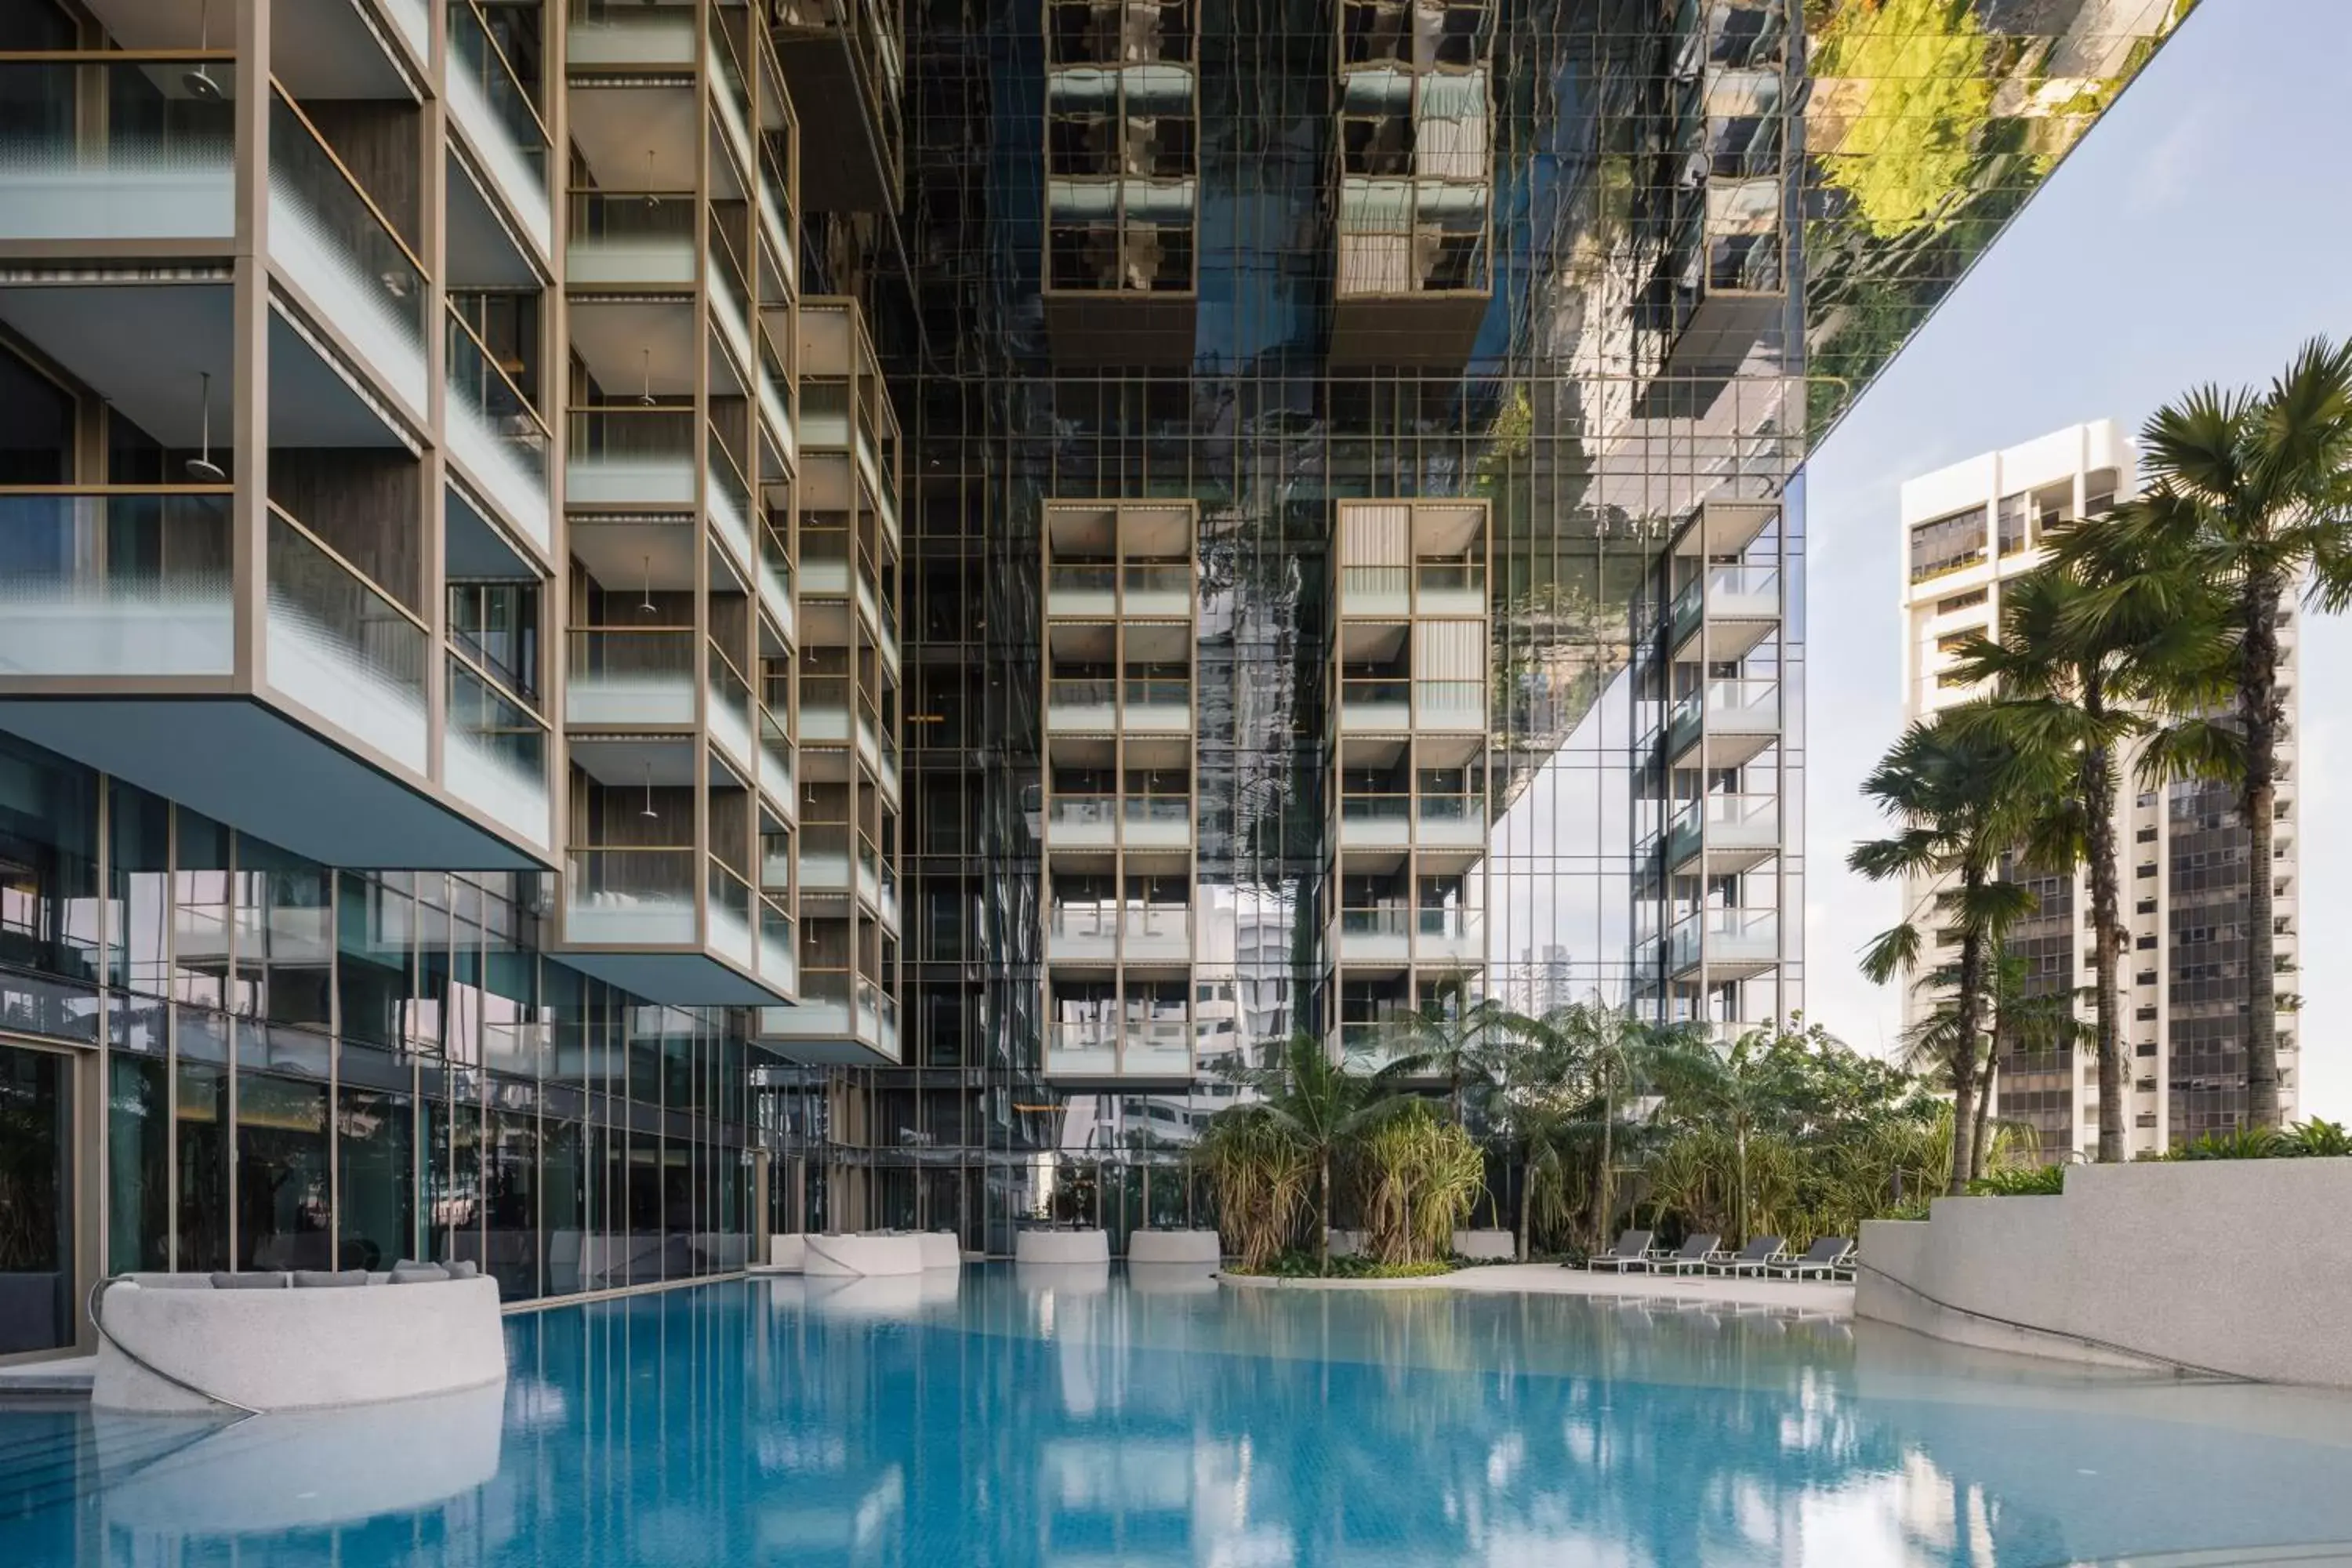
[1899, 422, 2301, 1157]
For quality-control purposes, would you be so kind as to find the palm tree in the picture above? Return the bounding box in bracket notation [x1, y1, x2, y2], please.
[1374, 975, 1532, 1127]
[1898, 951, 2082, 1174]
[1530, 1000, 1696, 1250]
[1648, 1026, 1790, 1244]
[2050, 339, 2352, 1128]
[1850, 720, 2051, 1192]
[1246, 1032, 1396, 1275]
[1940, 545, 2204, 1162]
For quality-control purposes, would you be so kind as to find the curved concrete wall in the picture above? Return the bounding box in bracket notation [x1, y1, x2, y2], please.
[94, 1276, 506, 1414]
[1014, 1229, 1110, 1265]
[1128, 1229, 1220, 1264]
[804, 1233, 925, 1276]
[1857, 1158, 2352, 1386]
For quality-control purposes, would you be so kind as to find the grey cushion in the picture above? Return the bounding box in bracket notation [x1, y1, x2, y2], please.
[292, 1269, 370, 1289]
[209, 1272, 288, 1290]
[441, 1259, 480, 1279]
[387, 1261, 449, 1285]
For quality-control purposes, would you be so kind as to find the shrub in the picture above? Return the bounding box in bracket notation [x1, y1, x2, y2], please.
[2169, 1120, 2352, 1161]
[1965, 1163, 2065, 1196]
[1232, 1251, 1454, 1280]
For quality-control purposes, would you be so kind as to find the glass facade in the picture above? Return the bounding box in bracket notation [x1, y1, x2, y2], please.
[0, 731, 755, 1305]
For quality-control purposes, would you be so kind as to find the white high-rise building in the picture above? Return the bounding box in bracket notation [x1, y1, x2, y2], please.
[1898, 423, 2301, 1157]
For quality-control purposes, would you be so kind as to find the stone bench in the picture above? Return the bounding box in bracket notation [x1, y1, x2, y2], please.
[1127, 1229, 1221, 1265]
[94, 1269, 505, 1414]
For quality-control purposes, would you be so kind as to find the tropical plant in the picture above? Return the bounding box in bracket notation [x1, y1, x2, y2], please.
[1192, 1106, 1312, 1272]
[2054, 339, 2352, 1128]
[2169, 1119, 2352, 1161]
[1524, 1001, 1699, 1251]
[1647, 1027, 1792, 1245]
[1373, 978, 1534, 1127]
[1966, 1163, 2067, 1196]
[1850, 719, 2054, 1191]
[1898, 951, 2082, 1178]
[1243, 1031, 1398, 1275]
[1349, 1100, 1486, 1267]
[1941, 532, 2205, 1162]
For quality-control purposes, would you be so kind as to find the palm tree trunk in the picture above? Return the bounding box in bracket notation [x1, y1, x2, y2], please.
[1595, 1071, 1617, 1251]
[2240, 573, 2284, 1129]
[2081, 720, 2127, 1163]
[1318, 1148, 1331, 1276]
[1515, 1151, 1531, 1261]
[1947, 906, 1989, 1195]
[1973, 1048, 1996, 1176]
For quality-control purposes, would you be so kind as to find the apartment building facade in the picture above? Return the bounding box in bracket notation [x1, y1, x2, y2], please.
[1898, 423, 2302, 1157]
[0, 0, 2197, 1340]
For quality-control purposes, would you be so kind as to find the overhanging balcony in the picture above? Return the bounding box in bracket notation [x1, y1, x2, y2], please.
[757, 970, 901, 1065]
[1664, 908, 1780, 980]
[1661, 793, 1778, 875]
[1044, 1018, 1194, 1083]
[1666, 564, 1779, 660]
[448, 0, 554, 255]
[0, 57, 238, 245]
[1663, 677, 1778, 769]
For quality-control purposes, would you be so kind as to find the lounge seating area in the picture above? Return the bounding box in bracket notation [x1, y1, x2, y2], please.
[1581, 1232, 1855, 1283]
[93, 1265, 506, 1415]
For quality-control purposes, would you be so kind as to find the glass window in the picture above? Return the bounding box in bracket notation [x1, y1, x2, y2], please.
[0, 1044, 72, 1352]
[107, 1052, 171, 1275]
[1907, 506, 1987, 583]
[484, 1098, 540, 1300]
[337, 870, 412, 1050]
[232, 836, 333, 1031]
[175, 1058, 230, 1272]
[336, 1060, 415, 1272]
[234, 1071, 330, 1270]
[172, 807, 231, 1011]
[0, 735, 102, 1004]
[108, 780, 171, 1002]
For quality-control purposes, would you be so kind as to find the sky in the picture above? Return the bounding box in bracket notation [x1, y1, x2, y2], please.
[1801, 0, 2352, 1122]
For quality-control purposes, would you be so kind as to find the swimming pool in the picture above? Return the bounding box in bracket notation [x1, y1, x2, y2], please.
[7, 1265, 2352, 1566]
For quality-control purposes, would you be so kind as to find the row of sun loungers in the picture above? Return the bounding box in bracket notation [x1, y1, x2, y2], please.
[1581, 1231, 1856, 1280]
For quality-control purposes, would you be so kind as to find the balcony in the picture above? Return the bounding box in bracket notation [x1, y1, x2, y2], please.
[567, 408, 697, 507]
[1339, 678, 1412, 733]
[1045, 677, 1192, 736]
[706, 644, 755, 768]
[757, 969, 901, 1065]
[1338, 793, 1412, 850]
[265, 506, 428, 771]
[1044, 1018, 1193, 1083]
[708, 446, 755, 570]
[1123, 796, 1191, 849]
[1414, 906, 1482, 965]
[757, 706, 795, 817]
[1661, 793, 1778, 874]
[799, 825, 852, 892]
[1663, 677, 1778, 768]
[1047, 795, 1120, 849]
[444, 310, 552, 554]
[1664, 908, 1780, 979]
[448, 0, 554, 254]
[0, 490, 234, 679]
[566, 629, 695, 726]
[1047, 904, 1191, 964]
[1047, 564, 1118, 619]
[1416, 792, 1484, 848]
[0, 58, 237, 244]
[268, 96, 428, 414]
[566, 192, 698, 286]
[565, 846, 697, 946]
[566, 0, 696, 67]
[759, 900, 797, 997]
[1340, 566, 1410, 619]
[1337, 906, 1412, 964]
[1666, 564, 1779, 659]
[1414, 677, 1483, 733]
[1124, 677, 1191, 732]
[444, 655, 550, 848]
[558, 823, 792, 1004]
[1047, 904, 1120, 963]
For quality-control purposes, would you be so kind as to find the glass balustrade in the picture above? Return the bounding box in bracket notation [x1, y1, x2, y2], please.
[0, 491, 233, 677]
[708, 234, 754, 364]
[567, 408, 696, 506]
[1120, 905, 1190, 960]
[444, 654, 548, 843]
[707, 858, 754, 966]
[798, 824, 851, 890]
[1122, 796, 1189, 844]
[1341, 564, 1410, 615]
[1338, 906, 1410, 937]
[1123, 1017, 1193, 1076]
[1048, 564, 1118, 615]
[565, 628, 695, 724]
[772, 969, 854, 1033]
[757, 898, 796, 992]
[1048, 796, 1119, 842]
[1121, 561, 1192, 615]
[444, 311, 550, 549]
[383, 0, 432, 60]
[1047, 1022, 1119, 1076]
[706, 22, 755, 164]
[799, 380, 851, 448]
[757, 360, 796, 466]
[706, 642, 755, 764]
[565, 847, 697, 945]
[706, 441, 754, 565]
[757, 706, 795, 808]
[1340, 678, 1410, 729]
[1414, 677, 1484, 728]
[757, 532, 795, 633]
[1414, 560, 1486, 613]
[268, 96, 427, 409]
[1339, 794, 1410, 820]
[1046, 677, 1117, 729]
[566, 191, 695, 285]
[565, 0, 695, 65]
[264, 507, 429, 770]
[0, 60, 238, 241]
[798, 676, 851, 742]
[1122, 677, 1190, 728]
[1666, 677, 1780, 757]
[448, 0, 552, 248]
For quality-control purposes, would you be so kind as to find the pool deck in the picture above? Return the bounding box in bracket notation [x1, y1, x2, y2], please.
[1219, 1263, 1854, 1315]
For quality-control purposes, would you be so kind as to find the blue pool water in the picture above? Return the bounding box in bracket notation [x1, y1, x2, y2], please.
[7, 1266, 2352, 1566]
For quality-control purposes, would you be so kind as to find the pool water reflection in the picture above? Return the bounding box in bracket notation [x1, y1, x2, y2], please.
[8, 1265, 2352, 1566]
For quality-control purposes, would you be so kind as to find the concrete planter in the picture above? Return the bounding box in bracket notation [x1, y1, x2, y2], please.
[1014, 1228, 1109, 1265]
[93, 1274, 505, 1414]
[916, 1232, 961, 1270]
[1857, 1157, 2352, 1385]
[803, 1233, 924, 1277]
[1450, 1229, 1516, 1261]
[1127, 1229, 1220, 1265]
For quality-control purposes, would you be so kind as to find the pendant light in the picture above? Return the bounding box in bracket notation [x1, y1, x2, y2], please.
[184, 0, 224, 101]
[644, 149, 659, 209]
[638, 554, 657, 615]
[185, 372, 226, 481]
[637, 347, 656, 407]
[640, 762, 659, 820]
